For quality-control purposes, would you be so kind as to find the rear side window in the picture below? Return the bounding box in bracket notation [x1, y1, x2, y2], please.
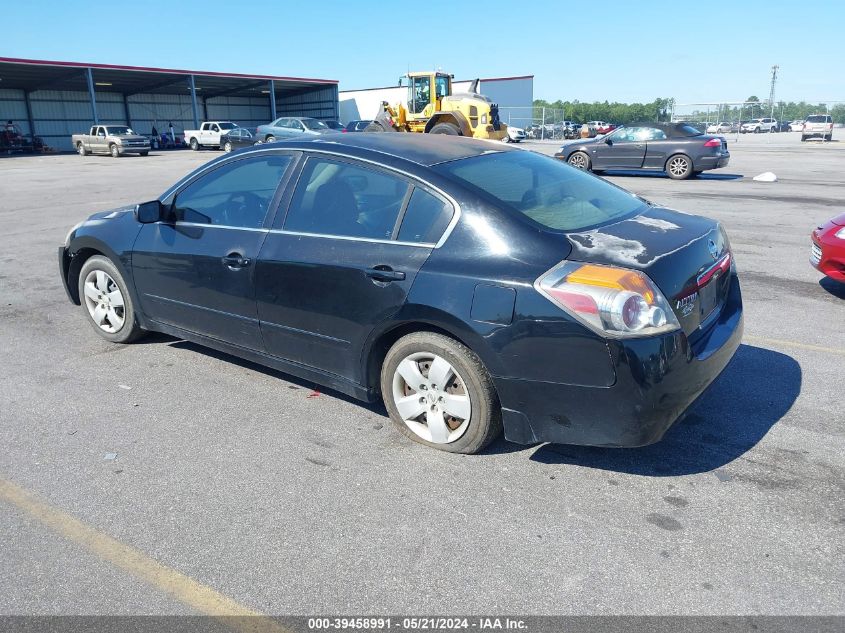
[173, 155, 291, 228]
[284, 158, 409, 239]
[397, 188, 453, 244]
[436, 151, 644, 232]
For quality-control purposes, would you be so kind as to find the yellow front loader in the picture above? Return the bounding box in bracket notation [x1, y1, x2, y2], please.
[367, 72, 508, 141]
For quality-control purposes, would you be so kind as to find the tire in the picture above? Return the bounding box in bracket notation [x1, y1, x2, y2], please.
[429, 122, 461, 135]
[381, 332, 501, 454]
[223, 141, 233, 152]
[567, 151, 591, 171]
[189, 137, 199, 151]
[140, 151, 149, 156]
[77, 255, 145, 344]
[77, 143, 87, 157]
[265, 135, 276, 143]
[825, 134, 832, 141]
[502, 136, 510, 143]
[801, 136, 807, 142]
[754, 127, 760, 134]
[363, 122, 387, 132]
[110, 144, 120, 158]
[666, 154, 693, 180]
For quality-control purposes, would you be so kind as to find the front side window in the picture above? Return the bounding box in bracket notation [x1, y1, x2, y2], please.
[436, 151, 645, 233]
[284, 158, 408, 240]
[435, 75, 450, 100]
[173, 155, 292, 228]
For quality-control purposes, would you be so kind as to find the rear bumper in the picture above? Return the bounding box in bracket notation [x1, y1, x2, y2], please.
[496, 274, 744, 447]
[697, 154, 730, 170]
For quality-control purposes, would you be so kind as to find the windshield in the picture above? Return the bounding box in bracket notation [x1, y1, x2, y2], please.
[302, 118, 329, 130]
[218, 122, 236, 130]
[106, 126, 135, 135]
[436, 151, 645, 232]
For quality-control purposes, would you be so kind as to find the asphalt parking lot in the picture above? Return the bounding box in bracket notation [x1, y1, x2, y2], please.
[1, 133, 843, 618]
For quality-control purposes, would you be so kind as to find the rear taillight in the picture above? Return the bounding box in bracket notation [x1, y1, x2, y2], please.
[704, 138, 721, 147]
[535, 262, 680, 338]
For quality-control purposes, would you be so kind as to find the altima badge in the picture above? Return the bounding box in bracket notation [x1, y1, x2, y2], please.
[676, 292, 698, 317]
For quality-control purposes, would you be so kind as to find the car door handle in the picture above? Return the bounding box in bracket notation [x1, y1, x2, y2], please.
[365, 266, 405, 282]
[222, 254, 251, 269]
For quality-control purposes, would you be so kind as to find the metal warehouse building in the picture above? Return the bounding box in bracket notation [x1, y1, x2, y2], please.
[339, 75, 533, 127]
[0, 57, 338, 151]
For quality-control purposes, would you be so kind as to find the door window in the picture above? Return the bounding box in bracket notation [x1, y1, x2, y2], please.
[409, 76, 431, 114]
[397, 188, 453, 244]
[173, 155, 292, 228]
[284, 158, 409, 240]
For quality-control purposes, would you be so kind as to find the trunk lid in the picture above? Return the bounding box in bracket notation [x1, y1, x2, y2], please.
[565, 206, 732, 338]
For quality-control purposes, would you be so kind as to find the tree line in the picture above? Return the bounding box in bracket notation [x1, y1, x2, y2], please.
[533, 97, 845, 124]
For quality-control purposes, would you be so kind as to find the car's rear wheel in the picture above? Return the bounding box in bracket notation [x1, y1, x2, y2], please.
[381, 332, 501, 454]
[801, 135, 807, 142]
[430, 122, 461, 135]
[78, 256, 145, 344]
[666, 154, 693, 180]
[265, 135, 276, 143]
[77, 143, 87, 156]
[567, 151, 591, 171]
[825, 134, 832, 141]
[189, 137, 199, 150]
[140, 151, 149, 156]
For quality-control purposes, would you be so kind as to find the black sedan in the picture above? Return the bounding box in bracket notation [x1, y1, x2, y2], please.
[555, 122, 730, 180]
[59, 135, 743, 454]
[219, 127, 256, 152]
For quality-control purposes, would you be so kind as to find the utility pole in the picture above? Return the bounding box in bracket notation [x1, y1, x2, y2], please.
[768, 65, 779, 120]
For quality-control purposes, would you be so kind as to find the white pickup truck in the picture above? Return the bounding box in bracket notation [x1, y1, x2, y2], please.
[183, 121, 238, 150]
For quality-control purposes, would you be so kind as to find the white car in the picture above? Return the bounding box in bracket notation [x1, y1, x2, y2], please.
[789, 120, 805, 132]
[503, 125, 526, 143]
[183, 121, 238, 150]
[707, 122, 733, 133]
[741, 118, 777, 133]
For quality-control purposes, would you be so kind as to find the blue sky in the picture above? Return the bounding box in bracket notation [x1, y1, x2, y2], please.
[4, 0, 843, 104]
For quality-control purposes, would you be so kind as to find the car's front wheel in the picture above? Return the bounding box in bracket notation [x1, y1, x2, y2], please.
[567, 151, 591, 171]
[381, 332, 501, 454]
[78, 256, 145, 344]
[224, 141, 233, 152]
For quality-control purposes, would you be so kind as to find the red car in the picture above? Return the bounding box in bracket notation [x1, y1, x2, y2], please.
[811, 212, 845, 282]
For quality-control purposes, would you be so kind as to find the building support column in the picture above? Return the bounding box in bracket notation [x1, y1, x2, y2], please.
[188, 75, 200, 129]
[123, 93, 132, 128]
[202, 97, 208, 122]
[269, 80, 277, 121]
[23, 91, 36, 140]
[85, 67, 99, 124]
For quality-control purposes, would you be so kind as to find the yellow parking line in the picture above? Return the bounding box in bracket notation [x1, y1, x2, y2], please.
[744, 335, 845, 356]
[0, 476, 290, 633]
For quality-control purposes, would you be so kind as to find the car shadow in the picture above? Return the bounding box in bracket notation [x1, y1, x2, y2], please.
[600, 169, 744, 181]
[520, 344, 800, 475]
[819, 276, 845, 299]
[165, 338, 387, 414]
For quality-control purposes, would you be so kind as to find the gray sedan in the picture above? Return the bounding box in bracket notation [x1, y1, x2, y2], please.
[554, 122, 730, 180]
[256, 117, 334, 143]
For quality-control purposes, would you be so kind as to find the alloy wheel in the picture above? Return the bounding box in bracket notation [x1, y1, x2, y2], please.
[568, 153, 587, 169]
[391, 352, 471, 444]
[668, 157, 689, 177]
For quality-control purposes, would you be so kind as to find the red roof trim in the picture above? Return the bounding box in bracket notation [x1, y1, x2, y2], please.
[0, 56, 338, 84]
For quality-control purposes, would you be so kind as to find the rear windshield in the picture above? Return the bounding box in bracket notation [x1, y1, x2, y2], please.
[435, 151, 645, 232]
[806, 115, 831, 123]
[677, 124, 703, 136]
[218, 122, 236, 130]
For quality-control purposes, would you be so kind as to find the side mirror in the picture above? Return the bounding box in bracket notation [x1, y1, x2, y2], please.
[136, 200, 164, 223]
[603, 137, 612, 144]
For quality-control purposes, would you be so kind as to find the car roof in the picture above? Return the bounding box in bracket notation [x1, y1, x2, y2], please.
[244, 133, 514, 167]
